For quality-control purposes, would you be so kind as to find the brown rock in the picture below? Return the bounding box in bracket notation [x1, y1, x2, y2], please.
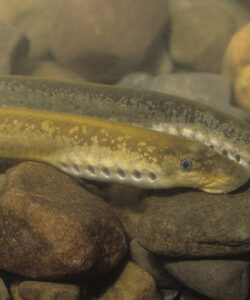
[234, 64, 250, 112]
[50, 0, 168, 82]
[222, 22, 250, 79]
[11, 281, 81, 300]
[97, 261, 161, 300]
[137, 186, 250, 257]
[0, 277, 10, 300]
[0, 161, 127, 279]
[164, 259, 250, 300]
[130, 239, 183, 289]
[169, 4, 236, 72]
[0, 23, 29, 74]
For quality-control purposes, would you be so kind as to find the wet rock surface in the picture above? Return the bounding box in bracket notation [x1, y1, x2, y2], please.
[138, 187, 250, 257]
[164, 259, 250, 300]
[0, 161, 127, 279]
[0, 23, 29, 74]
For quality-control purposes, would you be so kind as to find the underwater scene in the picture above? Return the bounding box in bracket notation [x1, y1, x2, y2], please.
[0, 0, 249, 299]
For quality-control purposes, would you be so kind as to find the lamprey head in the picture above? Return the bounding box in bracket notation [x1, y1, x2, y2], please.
[159, 141, 249, 193]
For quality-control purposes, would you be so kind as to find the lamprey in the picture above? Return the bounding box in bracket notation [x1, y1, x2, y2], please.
[0, 107, 247, 193]
[0, 76, 249, 176]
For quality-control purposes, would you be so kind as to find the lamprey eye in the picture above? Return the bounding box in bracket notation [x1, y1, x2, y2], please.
[180, 160, 192, 172]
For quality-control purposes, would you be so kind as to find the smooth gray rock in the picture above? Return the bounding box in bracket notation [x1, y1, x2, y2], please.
[138, 185, 250, 257]
[165, 259, 250, 300]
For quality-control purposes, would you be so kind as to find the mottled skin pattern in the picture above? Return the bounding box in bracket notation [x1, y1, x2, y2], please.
[0, 76, 249, 174]
[0, 107, 247, 193]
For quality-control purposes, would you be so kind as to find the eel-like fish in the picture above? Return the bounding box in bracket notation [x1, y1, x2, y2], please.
[0, 107, 246, 193]
[0, 76, 249, 184]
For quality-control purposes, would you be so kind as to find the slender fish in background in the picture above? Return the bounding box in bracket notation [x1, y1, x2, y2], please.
[0, 107, 246, 193]
[0, 75, 249, 183]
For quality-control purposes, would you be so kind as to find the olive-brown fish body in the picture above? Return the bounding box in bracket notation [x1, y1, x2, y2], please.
[0, 107, 247, 193]
[0, 76, 249, 176]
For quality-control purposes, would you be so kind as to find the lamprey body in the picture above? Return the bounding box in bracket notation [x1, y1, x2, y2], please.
[0, 107, 247, 193]
[0, 76, 249, 176]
